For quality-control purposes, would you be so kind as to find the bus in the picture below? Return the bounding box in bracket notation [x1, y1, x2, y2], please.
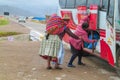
[58, 0, 120, 75]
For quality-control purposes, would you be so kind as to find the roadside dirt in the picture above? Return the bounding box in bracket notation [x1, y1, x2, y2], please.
[0, 21, 30, 33]
[0, 21, 120, 80]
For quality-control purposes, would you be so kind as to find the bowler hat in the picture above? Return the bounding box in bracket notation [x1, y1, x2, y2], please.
[62, 14, 70, 20]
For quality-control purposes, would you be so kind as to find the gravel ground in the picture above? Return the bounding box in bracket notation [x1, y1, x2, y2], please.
[0, 21, 120, 80]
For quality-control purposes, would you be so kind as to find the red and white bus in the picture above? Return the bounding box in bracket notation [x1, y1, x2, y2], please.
[58, 0, 120, 75]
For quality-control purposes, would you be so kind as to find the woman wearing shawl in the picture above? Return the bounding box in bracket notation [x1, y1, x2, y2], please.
[39, 14, 79, 70]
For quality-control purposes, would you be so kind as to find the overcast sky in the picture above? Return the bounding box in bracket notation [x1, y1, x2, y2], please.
[0, 0, 59, 17]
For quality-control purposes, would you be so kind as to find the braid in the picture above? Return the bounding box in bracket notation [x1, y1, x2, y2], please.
[46, 33, 49, 40]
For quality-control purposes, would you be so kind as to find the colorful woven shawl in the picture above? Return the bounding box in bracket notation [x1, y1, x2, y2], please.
[46, 15, 65, 35]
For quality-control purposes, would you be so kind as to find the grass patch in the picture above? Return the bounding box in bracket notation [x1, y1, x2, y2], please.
[0, 18, 9, 26]
[0, 32, 21, 37]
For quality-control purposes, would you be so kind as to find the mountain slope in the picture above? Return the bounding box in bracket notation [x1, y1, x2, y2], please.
[0, 5, 35, 16]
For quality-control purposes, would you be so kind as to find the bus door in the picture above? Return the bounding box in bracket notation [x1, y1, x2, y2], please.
[103, 0, 120, 66]
[113, 0, 120, 70]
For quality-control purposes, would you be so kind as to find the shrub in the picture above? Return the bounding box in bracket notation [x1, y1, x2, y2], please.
[0, 32, 21, 37]
[0, 18, 9, 26]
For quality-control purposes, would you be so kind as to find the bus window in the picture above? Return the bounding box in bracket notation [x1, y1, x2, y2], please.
[87, 0, 100, 7]
[65, 0, 75, 8]
[75, 0, 87, 8]
[116, 0, 120, 30]
[107, 0, 114, 26]
[59, 0, 66, 8]
[59, 0, 75, 8]
[101, 0, 108, 10]
[119, 0, 120, 19]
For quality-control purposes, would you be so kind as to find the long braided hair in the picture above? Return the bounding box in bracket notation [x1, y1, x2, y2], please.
[45, 33, 49, 40]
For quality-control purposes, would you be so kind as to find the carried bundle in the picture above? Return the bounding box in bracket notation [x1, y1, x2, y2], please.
[46, 14, 70, 35]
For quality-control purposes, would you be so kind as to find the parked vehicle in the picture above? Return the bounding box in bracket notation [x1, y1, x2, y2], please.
[18, 16, 26, 23]
[58, 0, 120, 76]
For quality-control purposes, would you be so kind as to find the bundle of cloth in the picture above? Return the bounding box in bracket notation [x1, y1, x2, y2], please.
[46, 14, 67, 35]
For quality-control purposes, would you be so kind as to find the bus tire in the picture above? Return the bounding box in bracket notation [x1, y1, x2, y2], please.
[116, 68, 120, 77]
[116, 47, 120, 76]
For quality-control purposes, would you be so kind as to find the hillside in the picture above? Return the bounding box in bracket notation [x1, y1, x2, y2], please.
[0, 5, 35, 16]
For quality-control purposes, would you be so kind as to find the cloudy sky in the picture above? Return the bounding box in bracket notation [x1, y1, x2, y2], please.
[0, 0, 59, 17]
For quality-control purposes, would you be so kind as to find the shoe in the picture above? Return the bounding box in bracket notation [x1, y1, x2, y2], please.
[67, 64, 76, 67]
[78, 62, 86, 66]
[55, 67, 63, 70]
[46, 66, 52, 70]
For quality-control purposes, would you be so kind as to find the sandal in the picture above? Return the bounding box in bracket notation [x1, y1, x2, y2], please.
[46, 66, 52, 70]
[55, 67, 63, 70]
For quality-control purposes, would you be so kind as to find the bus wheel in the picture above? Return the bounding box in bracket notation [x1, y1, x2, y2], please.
[116, 47, 120, 76]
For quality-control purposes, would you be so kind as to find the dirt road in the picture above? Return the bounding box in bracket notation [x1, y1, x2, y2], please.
[0, 21, 120, 80]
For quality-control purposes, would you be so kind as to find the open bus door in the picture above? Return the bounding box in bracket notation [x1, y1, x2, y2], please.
[110, 0, 120, 76]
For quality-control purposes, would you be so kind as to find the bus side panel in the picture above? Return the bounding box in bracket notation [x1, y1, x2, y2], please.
[98, 11, 107, 30]
[106, 22, 116, 64]
[99, 22, 116, 66]
[100, 39, 114, 66]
